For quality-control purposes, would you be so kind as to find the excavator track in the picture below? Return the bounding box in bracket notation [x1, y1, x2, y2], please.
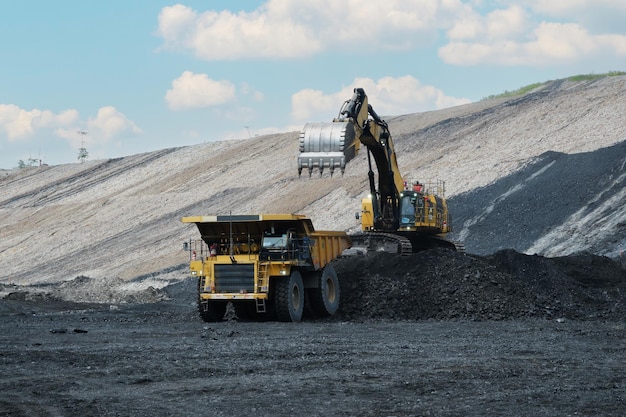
[349, 232, 414, 256]
[348, 233, 464, 256]
[451, 240, 466, 254]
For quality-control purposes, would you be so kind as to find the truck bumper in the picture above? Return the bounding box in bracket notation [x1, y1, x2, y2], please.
[199, 293, 268, 301]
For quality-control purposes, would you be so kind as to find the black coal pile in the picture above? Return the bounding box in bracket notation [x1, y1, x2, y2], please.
[333, 249, 625, 321]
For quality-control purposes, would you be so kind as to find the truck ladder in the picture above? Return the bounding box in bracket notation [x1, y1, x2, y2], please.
[255, 298, 266, 314]
[256, 263, 269, 313]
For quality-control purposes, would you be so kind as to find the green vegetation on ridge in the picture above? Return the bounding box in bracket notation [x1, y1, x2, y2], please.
[567, 71, 626, 81]
[483, 71, 626, 100]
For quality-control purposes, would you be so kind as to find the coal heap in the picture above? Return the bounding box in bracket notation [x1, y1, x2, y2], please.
[333, 249, 625, 321]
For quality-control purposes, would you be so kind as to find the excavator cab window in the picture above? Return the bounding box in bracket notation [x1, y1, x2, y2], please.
[399, 195, 416, 226]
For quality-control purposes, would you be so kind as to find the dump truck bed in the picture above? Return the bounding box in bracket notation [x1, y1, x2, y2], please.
[181, 214, 351, 271]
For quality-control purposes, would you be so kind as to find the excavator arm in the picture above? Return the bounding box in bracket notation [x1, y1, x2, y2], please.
[298, 88, 405, 230]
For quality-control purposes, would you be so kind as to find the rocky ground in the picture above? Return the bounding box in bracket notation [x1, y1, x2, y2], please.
[4, 247, 624, 322]
[1, 249, 624, 416]
[334, 249, 626, 322]
[1, 303, 624, 417]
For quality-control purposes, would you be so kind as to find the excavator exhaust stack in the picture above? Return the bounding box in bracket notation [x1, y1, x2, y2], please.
[297, 122, 358, 177]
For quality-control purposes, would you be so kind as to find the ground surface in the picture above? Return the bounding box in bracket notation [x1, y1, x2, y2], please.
[1, 250, 624, 417]
[1, 301, 624, 417]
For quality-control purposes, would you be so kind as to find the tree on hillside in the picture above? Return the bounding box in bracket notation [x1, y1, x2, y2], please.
[78, 147, 89, 163]
[17, 158, 41, 169]
[77, 130, 89, 163]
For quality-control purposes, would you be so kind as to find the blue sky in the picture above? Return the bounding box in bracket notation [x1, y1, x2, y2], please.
[1, 0, 625, 169]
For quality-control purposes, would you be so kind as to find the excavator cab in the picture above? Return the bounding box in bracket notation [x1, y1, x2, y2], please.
[399, 193, 420, 229]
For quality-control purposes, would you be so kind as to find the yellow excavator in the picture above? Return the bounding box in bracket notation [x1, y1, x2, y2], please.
[298, 87, 460, 254]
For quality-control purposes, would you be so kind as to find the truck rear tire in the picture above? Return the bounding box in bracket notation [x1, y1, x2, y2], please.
[275, 271, 304, 322]
[308, 264, 340, 317]
[198, 300, 227, 322]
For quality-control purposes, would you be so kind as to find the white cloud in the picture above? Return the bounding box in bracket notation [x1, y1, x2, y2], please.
[527, 0, 626, 34]
[156, 3, 196, 47]
[157, 3, 322, 60]
[44, 109, 80, 127]
[87, 106, 142, 140]
[291, 76, 471, 123]
[448, 5, 529, 41]
[54, 128, 84, 147]
[165, 71, 236, 110]
[290, 88, 344, 122]
[439, 2, 626, 66]
[0, 103, 140, 164]
[156, 1, 467, 60]
[156, 1, 626, 68]
[51, 107, 141, 149]
[526, 0, 626, 16]
[485, 5, 529, 40]
[0, 104, 79, 141]
[0, 105, 39, 139]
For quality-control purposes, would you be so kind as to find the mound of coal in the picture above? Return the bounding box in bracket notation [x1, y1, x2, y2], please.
[333, 249, 625, 321]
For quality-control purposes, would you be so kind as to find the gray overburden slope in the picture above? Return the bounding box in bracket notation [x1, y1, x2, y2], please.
[1, 75, 625, 293]
[450, 141, 626, 256]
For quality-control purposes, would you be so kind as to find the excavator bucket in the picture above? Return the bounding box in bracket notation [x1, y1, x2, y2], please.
[297, 122, 359, 177]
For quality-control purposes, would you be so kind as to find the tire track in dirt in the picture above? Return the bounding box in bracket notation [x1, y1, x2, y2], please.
[0, 148, 180, 208]
[4, 199, 208, 284]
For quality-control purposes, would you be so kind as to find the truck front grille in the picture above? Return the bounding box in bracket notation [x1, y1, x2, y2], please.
[214, 264, 255, 293]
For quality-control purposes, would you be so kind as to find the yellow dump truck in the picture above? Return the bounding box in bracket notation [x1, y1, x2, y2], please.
[181, 214, 352, 322]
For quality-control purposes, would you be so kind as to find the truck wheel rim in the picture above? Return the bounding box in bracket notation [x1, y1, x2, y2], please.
[291, 284, 301, 310]
[326, 277, 336, 304]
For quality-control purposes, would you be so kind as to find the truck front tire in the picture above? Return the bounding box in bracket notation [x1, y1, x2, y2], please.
[275, 271, 304, 322]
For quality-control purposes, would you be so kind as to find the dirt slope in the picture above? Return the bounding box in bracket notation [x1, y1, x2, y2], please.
[1, 75, 625, 298]
[450, 141, 626, 256]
